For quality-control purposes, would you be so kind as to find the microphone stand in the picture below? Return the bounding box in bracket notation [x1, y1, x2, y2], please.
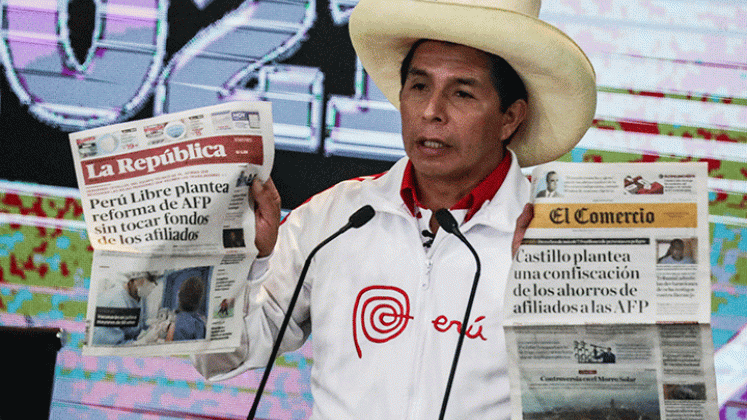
[434, 209, 481, 420]
[247, 205, 375, 420]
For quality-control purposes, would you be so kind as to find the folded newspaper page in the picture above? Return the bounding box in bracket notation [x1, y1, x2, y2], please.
[504, 162, 718, 420]
[69, 101, 274, 357]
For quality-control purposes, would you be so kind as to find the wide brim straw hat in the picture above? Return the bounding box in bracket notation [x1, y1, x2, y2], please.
[349, 0, 597, 167]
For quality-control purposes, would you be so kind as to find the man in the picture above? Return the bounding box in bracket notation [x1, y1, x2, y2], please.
[92, 271, 159, 345]
[166, 276, 207, 341]
[194, 0, 595, 417]
[658, 239, 694, 264]
[536, 171, 562, 198]
[594, 347, 616, 363]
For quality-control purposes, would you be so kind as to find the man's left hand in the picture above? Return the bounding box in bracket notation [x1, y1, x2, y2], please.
[512, 203, 533, 257]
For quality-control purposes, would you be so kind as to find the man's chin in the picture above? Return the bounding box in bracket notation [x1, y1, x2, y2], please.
[410, 158, 452, 177]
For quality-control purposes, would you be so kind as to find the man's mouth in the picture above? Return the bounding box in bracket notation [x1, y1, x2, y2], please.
[419, 139, 447, 149]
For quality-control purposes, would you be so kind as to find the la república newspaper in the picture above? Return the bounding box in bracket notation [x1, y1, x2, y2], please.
[69, 101, 274, 357]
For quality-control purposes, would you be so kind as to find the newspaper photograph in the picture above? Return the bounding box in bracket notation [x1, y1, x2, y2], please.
[504, 162, 718, 419]
[69, 101, 274, 357]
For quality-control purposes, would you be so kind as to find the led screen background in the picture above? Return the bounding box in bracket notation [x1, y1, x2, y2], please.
[0, 0, 745, 418]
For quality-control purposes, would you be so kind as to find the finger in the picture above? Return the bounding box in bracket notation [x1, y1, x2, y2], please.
[512, 203, 534, 257]
[515, 202, 533, 230]
[251, 178, 281, 257]
[252, 177, 281, 216]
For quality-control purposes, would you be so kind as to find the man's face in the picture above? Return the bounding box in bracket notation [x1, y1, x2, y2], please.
[547, 173, 559, 192]
[670, 243, 684, 260]
[128, 277, 155, 301]
[399, 41, 524, 186]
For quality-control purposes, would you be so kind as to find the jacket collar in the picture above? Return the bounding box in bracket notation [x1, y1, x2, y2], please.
[362, 150, 530, 232]
[399, 152, 512, 223]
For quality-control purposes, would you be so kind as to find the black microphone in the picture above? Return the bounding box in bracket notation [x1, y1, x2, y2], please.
[248, 205, 375, 420]
[435, 208, 461, 238]
[347, 204, 376, 228]
[434, 208, 482, 420]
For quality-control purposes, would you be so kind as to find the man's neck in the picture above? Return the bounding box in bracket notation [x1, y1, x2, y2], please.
[415, 176, 477, 233]
[417, 176, 472, 211]
[399, 150, 514, 233]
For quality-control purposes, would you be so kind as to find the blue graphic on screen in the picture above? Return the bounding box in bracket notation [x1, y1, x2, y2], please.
[0, 0, 168, 130]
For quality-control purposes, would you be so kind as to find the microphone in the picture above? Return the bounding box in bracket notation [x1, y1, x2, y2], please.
[248, 205, 375, 420]
[434, 208, 461, 238]
[347, 204, 376, 228]
[434, 208, 482, 420]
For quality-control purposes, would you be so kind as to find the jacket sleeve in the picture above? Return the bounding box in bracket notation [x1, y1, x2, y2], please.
[191, 198, 322, 382]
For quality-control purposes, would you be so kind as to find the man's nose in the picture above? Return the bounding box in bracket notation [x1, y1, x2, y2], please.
[422, 91, 447, 123]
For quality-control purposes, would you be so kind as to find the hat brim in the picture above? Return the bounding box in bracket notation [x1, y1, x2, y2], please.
[349, 0, 597, 167]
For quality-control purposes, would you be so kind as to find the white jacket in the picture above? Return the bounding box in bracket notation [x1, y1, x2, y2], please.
[194, 153, 531, 419]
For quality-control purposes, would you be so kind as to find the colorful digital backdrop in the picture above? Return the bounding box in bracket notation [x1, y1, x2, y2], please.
[0, 0, 745, 418]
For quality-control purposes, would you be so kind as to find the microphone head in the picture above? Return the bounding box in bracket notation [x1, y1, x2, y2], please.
[349, 205, 375, 228]
[435, 208, 459, 234]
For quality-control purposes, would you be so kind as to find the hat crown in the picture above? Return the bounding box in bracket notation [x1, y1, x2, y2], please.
[419, 0, 540, 17]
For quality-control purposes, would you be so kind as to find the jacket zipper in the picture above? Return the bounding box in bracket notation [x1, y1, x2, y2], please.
[406, 222, 434, 420]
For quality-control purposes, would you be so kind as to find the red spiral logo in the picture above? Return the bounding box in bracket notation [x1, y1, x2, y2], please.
[353, 285, 413, 358]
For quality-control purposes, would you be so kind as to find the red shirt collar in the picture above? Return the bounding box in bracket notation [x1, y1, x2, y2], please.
[399, 152, 512, 223]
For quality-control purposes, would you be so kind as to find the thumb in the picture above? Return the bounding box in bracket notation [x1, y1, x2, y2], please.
[251, 177, 281, 257]
[512, 203, 533, 257]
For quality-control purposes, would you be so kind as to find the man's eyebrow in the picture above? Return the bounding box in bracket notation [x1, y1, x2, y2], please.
[454, 77, 478, 86]
[407, 67, 479, 86]
[406, 67, 428, 78]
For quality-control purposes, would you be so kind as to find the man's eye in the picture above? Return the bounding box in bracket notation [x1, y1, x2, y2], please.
[456, 90, 474, 99]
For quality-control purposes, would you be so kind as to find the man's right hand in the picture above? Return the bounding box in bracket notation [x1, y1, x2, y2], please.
[251, 177, 281, 257]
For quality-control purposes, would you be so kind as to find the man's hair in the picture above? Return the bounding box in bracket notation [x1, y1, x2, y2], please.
[399, 39, 528, 113]
[178, 276, 204, 312]
[128, 271, 158, 284]
[545, 171, 557, 182]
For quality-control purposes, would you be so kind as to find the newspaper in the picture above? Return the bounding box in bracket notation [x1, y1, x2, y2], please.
[504, 162, 718, 420]
[69, 102, 274, 357]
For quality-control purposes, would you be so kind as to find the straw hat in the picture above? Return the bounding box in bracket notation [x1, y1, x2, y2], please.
[349, 0, 597, 167]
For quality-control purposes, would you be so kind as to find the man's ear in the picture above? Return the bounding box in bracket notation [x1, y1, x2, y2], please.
[499, 99, 528, 142]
